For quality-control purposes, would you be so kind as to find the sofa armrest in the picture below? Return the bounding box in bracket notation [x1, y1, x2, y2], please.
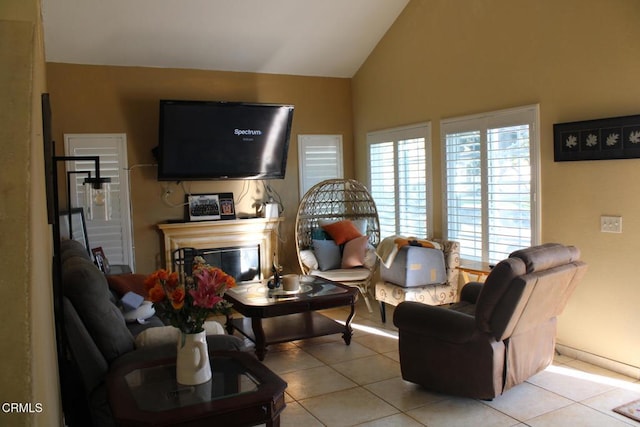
[393, 301, 476, 344]
[63, 297, 109, 394]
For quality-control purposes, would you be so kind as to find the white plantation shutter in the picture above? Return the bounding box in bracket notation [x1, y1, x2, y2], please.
[369, 141, 396, 237]
[368, 123, 432, 239]
[65, 134, 134, 268]
[442, 105, 540, 264]
[298, 135, 343, 197]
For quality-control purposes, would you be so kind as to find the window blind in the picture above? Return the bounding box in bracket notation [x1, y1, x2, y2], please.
[298, 135, 343, 197]
[65, 134, 134, 268]
[368, 123, 432, 239]
[442, 105, 539, 264]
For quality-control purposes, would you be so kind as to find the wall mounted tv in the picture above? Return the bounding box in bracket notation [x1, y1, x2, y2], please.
[157, 100, 294, 180]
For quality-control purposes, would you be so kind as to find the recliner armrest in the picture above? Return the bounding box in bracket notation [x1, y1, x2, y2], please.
[393, 301, 476, 344]
[460, 282, 483, 304]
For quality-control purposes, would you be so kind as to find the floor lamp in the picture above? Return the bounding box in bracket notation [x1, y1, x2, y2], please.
[51, 148, 111, 425]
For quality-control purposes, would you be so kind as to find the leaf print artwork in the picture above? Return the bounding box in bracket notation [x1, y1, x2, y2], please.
[629, 131, 640, 144]
[605, 133, 619, 146]
[585, 134, 598, 147]
[565, 134, 577, 148]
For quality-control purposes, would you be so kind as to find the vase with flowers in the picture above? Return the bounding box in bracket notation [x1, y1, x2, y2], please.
[144, 256, 236, 385]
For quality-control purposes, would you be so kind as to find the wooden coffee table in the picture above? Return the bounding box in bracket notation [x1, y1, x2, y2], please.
[107, 350, 286, 427]
[224, 276, 358, 360]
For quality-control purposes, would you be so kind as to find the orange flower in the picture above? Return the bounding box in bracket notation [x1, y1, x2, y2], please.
[148, 283, 166, 303]
[166, 272, 180, 289]
[157, 269, 169, 281]
[169, 285, 185, 310]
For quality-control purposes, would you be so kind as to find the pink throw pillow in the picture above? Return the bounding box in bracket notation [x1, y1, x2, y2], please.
[341, 236, 369, 268]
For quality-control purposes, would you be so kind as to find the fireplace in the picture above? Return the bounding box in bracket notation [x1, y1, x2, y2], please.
[173, 245, 261, 283]
[157, 217, 281, 282]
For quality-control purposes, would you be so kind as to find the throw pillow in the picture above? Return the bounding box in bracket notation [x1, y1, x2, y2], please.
[319, 218, 368, 236]
[135, 321, 225, 349]
[321, 220, 363, 245]
[311, 227, 332, 240]
[341, 235, 369, 268]
[313, 239, 342, 271]
[107, 273, 148, 298]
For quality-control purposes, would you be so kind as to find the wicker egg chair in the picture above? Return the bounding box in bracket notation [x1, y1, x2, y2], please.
[295, 179, 380, 312]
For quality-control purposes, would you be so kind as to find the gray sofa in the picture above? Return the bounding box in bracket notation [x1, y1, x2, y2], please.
[59, 239, 244, 426]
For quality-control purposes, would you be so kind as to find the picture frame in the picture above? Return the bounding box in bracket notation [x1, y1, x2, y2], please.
[91, 246, 110, 273]
[554, 114, 640, 162]
[59, 208, 90, 251]
[186, 192, 236, 222]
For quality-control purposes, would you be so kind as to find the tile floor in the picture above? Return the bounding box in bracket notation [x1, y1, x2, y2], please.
[232, 299, 640, 427]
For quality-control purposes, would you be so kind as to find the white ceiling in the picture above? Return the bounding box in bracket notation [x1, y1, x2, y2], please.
[41, 0, 409, 78]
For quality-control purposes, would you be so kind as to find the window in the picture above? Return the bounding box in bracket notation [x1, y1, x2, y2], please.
[65, 133, 134, 269]
[442, 105, 540, 264]
[298, 135, 343, 198]
[368, 123, 432, 239]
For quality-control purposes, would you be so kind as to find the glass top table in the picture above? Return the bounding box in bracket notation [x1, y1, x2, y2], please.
[107, 351, 287, 426]
[224, 275, 358, 360]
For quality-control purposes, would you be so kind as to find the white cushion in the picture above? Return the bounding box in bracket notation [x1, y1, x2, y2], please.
[299, 249, 319, 270]
[123, 300, 155, 323]
[311, 267, 371, 282]
[134, 320, 225, 349]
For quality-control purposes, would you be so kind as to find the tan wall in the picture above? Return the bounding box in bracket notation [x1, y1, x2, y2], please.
[353, 0, 640, 368]
[1, 0, 61, 425]
[46, 64, 353, 274]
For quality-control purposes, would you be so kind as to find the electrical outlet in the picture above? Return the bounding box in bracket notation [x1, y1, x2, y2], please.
[600, 215, 622, 233]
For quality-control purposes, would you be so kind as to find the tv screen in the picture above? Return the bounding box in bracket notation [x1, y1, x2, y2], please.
[157, 100, 294, 180]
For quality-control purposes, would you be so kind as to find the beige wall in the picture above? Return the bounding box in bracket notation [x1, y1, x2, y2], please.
[353, 0, 640, 368]
[1, 0, 61, 425]
[46, 64, 353, 274]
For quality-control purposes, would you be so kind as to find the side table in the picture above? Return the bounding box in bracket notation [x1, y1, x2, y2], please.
[458, 261, 493, 284]
[107, 350, 287, 427]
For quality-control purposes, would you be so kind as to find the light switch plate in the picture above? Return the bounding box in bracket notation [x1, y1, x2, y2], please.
[600, 215, 622, 233]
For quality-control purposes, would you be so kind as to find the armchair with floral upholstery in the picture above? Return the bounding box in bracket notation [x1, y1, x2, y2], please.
[374, 238, 460, 322]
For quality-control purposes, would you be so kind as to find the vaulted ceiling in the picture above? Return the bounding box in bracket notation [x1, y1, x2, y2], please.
[41, 0, 409, 78]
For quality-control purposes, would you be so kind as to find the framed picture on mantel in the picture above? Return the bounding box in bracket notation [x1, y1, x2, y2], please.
[185, 192, 236, 222]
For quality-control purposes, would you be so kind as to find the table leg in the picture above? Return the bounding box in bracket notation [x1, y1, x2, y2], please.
[267, 414, 280, 427]
[342, 301, 355, 345]
[225, 312, 234, 335]
[251, 317, 268, 361]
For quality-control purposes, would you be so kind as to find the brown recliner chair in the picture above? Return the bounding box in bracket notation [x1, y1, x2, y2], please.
[393, 243, 587, 400]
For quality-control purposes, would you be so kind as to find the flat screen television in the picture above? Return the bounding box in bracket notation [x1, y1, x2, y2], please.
[157, 100, 294, 180]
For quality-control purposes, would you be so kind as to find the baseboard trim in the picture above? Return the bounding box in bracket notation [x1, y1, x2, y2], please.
[556, 344, 640, 380]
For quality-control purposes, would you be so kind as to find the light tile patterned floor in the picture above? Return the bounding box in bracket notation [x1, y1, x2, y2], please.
[229, 299, 640, 427]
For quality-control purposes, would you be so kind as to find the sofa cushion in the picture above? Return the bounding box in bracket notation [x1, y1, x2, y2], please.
[62, 257, 135, 362]
[60, 238, 92, 263]
[134, 321, 225, 349]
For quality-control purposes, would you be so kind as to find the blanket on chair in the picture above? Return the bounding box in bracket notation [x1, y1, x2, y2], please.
[376, 236, 440, 268]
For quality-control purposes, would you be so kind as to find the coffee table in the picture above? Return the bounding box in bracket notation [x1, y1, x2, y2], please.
[107, 350, 287, 427]
[224, 275, 358, 360]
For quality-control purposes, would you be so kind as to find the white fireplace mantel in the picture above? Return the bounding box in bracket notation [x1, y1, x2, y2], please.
[157, 217, 282, 279]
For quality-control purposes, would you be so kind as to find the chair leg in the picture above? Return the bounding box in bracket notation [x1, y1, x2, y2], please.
[380, 301, 386, 323]
[357, 285, 373, 313]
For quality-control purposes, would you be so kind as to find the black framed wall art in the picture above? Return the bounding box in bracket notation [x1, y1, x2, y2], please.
[185, 192, 236, 221]
[554, 114, 640, 162]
